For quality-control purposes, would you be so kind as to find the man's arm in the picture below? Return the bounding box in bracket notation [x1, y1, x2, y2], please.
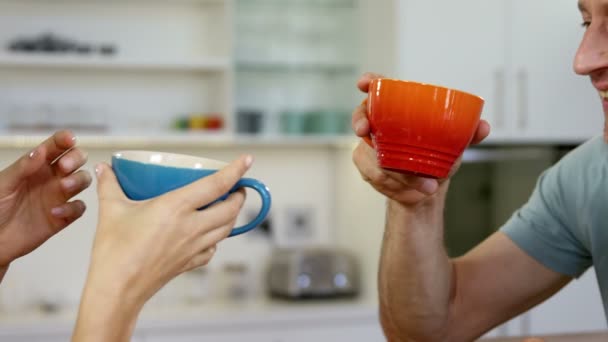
[351, 72, 573, 341]
[379, 196, 571, 341]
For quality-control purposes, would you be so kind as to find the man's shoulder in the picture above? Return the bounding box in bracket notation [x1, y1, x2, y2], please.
[542, 134, 608, 204]
[555, 135, 608, 175]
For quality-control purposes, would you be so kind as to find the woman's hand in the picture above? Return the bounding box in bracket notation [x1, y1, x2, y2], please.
[0, 130, 90, 279]
[73, 155, 253, 342]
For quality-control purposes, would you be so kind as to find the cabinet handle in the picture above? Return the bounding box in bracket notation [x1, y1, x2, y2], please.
[517, 69, 529, 130]
[493, 69, 505, 129]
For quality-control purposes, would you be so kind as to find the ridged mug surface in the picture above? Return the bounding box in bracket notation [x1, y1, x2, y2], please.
[367, 79, 484, 178]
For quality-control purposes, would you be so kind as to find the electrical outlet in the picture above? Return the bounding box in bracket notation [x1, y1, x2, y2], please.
[284, 207, 315, 240]
[246, 208, 273, 237]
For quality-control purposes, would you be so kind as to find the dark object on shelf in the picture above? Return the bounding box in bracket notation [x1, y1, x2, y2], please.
[75, 44, 93, 54]
[257, 216, 272, 236]
[236, 109, 264, 134]
[99, 44, 117, 56]
[38, 33, 75, 52]
[8, 39, 33, 52]
[6, 32, 118, 57]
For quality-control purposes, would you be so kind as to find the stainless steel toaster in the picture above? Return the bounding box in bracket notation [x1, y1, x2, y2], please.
[266, 247, 360, 299]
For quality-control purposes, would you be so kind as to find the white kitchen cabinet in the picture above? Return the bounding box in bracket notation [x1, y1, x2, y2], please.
[396, 0, 603, 143]
[233, 0, 359, 137]
[524, 268, 605, 336]
[508, 0, 603, 142]
[396, 0, 509, 139]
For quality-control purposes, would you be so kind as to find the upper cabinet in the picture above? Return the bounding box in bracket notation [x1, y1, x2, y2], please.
[396, 0, 603, 143]
[0, 0, 364, 144]
[508, 0, 602, 142]
[233, 0, 359, 138]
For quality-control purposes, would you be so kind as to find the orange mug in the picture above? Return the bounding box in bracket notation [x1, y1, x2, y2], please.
[365, 78, 484, 178]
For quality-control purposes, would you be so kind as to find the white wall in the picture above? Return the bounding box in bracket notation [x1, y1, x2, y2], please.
[0, 144, 344, 313]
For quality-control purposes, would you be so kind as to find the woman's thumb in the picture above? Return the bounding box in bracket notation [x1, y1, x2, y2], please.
[95, 163, 127, 201]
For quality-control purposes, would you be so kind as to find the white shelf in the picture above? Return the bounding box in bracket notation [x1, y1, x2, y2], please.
[0, 131, 359, 149]
[0, 53, 230, 72]
[236, 60, 358, 74]
[7, 0, 227, 5]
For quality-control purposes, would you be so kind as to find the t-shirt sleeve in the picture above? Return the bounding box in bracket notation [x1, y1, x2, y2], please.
[500, 162, 592, 278]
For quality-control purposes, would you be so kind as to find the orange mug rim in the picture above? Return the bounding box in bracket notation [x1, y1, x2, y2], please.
[372, 78, 485, 103]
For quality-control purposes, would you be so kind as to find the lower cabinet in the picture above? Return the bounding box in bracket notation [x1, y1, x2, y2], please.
[525, 268, 605, 335]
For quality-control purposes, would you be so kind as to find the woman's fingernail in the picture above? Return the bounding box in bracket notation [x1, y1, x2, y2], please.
[420, 179, 438, 195]
[94, 164, 103, 177]
[61, 177, 76, 190]
[61, 158, 74, 172]
[209, 246, 216, 254]
[28, 148, 38, 159]
[244, 155, 254, 168]
[51, 207, 64, 217]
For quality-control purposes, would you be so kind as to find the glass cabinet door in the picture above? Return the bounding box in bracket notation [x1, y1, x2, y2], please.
[234, 0, 360, 137]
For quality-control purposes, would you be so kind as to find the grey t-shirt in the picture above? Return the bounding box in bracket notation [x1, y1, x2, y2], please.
[501, 135, 608, 318]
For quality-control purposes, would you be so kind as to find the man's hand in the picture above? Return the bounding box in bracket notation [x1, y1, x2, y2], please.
[351, 72, 491, 207]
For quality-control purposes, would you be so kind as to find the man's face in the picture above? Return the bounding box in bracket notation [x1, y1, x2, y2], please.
[575, 0, 608, 138]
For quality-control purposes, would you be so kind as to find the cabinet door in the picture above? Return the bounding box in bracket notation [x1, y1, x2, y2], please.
[396, 0, 510, 139]
[509, 0, 604, 142]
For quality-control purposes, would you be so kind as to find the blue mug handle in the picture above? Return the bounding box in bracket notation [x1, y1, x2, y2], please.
[228, 178, 271, 237]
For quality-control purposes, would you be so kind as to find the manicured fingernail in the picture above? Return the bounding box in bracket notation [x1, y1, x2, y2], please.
[71, 136, 77, 143]
[244, 155, 253, 168]
[94, 164, 103, 177]
[420, 179, 438, 195]
[28, 148, 38, 159]
[51, 207, 64, 217]
[61, 158, 74, 172]
[61, 177, 76, 190]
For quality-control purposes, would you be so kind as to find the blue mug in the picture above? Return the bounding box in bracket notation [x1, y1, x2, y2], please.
[111, 150, 271, 237]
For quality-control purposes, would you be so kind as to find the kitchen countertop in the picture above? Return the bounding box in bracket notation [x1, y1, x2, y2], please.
[0, 298, 379, 336]
[483, 331, 608, 341]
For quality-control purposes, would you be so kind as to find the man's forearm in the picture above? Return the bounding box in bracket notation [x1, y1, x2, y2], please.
[378, 187, 453, 341]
